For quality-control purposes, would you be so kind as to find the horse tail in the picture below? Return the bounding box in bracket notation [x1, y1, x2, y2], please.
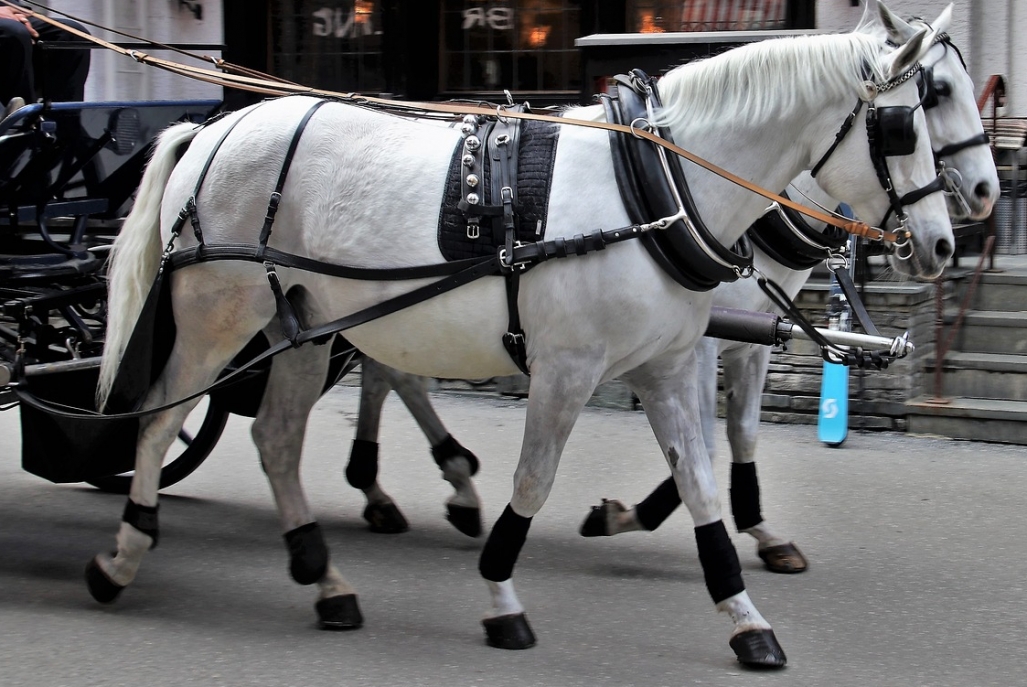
[97, 121, 201, 410]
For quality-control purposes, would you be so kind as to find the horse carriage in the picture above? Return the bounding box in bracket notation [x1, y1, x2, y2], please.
[0, 0, 1001, 671]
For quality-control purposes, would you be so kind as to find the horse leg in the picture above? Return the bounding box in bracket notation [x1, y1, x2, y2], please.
[374, 360, 483, 537]
[346, 357, 409, 534]
[86, 275, 272, 603]
[580, 335, 721, 539]
[252, 324, 362, 630]
[722, 344, 808, 574]
[625, 353, 786, 668]
[479, 359, 599, 649]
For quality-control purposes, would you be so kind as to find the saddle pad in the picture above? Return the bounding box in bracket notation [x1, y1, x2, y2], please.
[437, 119, 560, 261]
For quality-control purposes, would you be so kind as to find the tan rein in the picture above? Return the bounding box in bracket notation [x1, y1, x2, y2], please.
[10, 1, 904, 244]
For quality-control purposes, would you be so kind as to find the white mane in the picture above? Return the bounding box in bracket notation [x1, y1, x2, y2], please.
[655, 27, 891, 131]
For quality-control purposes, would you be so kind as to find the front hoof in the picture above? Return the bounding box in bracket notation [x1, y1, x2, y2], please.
[316, 594, 364, 630]
[363, 503, 409, 534]
[578, 499, 624, 537]
[446, 504, 482, 538]
[729, 629, 787, 668]
[758, 542, 808, 574]
[85, 557, 125, 604]
[483, 613, 536, 649]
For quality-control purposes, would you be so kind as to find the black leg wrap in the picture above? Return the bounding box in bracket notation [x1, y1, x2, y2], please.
[730, 462, 763, 532]
[84, 557, 125, 604]
[345, 439, 379, 490]
[122, 500, 159, 549]
[635, 477, 682, 531]
[316, 594, 364, 630]
[284, 522, 329, 585]
[479, 504, 532, 582]
[431, 434, 480, 476]
[695, 520, 744, 604]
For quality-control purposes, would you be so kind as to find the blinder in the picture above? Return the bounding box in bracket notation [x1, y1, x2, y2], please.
[875, 104, 918, 157]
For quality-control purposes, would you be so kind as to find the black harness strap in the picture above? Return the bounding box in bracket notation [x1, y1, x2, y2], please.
[810, 98, 863, 179]
[257, 100, 330, 258]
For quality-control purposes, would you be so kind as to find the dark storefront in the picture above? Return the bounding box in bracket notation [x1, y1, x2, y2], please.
[223, 1, 814, 109]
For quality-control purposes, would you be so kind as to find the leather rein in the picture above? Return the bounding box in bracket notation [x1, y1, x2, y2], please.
[9, 0, 908, 246]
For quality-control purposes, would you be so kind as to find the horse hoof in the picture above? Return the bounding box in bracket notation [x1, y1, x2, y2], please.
[483, 613, 536, 650]
[363, 503, 409, 534]
[758, 542, 808, 574]
[84, 557, 125, 604]
[446, 504, 482, 538]
[316, 594, 364, 630]
[578, 499, 625, 537]
[729, 629, 787, 668]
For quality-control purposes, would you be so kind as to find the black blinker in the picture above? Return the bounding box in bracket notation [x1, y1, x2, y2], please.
[876, 106, 917, 157]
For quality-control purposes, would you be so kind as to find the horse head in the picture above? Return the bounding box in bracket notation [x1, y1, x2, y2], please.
[806, 17, 953, 280]
[879, 2, 999, 221]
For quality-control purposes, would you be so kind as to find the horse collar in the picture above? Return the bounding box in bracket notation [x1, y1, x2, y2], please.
[604, 69, 753, 292]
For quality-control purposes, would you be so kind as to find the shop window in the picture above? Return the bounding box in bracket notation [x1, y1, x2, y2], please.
[441, 0, 581, 95]
[270, 0, 385, 92]
[628, 1, 788, 33]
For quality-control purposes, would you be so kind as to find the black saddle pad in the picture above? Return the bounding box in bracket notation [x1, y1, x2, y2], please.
[437, 119, 560, 261]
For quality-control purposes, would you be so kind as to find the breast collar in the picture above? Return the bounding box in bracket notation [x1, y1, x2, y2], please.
[602, 70, 753, 292]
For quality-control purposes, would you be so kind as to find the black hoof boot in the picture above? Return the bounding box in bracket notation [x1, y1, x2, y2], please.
[316, 594, 364, 630]
[85, 557, 125, 604]
[729, 629, 787, 668]
[482, 613, 536, 649]
[446, 504, 482, 538]
[362, 503, 409, 534]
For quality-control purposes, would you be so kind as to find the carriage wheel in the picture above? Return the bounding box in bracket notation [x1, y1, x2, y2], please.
[85, 396, 230, 494]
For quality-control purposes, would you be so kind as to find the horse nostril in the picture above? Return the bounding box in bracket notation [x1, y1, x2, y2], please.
[936, 238, 954, 262]
[974, 182, 992, 200]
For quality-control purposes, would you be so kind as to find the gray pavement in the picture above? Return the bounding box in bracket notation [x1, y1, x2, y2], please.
[0, 385, 1025, 687]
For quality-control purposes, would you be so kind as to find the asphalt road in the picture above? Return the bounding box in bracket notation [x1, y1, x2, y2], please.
[1, 384, 1024, 687]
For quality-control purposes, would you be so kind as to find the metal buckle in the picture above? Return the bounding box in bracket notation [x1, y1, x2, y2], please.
[498, 243, 529, 271]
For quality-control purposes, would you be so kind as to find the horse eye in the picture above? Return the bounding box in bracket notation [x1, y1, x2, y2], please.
[934, 81, 952, 97]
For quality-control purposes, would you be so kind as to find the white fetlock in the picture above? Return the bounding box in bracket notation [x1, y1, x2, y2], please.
[485, 579, 524, 619]
[363, 483, 393, 507]
[100, 522, 154, 586]
[742, 522, 788, 551]
[443, 456, 480, 509]
[606, 500, 643, 535]
[317, 564, 358, 600]
[716, 591, 772, 636]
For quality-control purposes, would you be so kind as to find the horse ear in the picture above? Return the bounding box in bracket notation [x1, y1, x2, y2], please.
[882, 26, 928, 81]
[878, 1, 915, 43]
[932, 4, 954, 35]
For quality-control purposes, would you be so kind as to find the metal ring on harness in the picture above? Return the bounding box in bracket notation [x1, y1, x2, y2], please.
[892, 232, 914, 260]
[628, 117, 651, 139]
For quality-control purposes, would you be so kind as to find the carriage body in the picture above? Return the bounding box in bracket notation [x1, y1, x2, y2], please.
[0, 99, 223, 483]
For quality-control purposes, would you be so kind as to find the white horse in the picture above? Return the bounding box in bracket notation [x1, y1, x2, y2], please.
[87, 10, 951, 668]
[338, 2, 999, 564]
[579, 3, 999, 574]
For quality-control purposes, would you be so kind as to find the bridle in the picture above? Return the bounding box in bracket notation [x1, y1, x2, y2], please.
[914, 32, 991, 218]
[810, 60, 945, 261]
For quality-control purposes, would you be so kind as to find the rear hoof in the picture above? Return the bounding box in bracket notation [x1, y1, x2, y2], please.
[483, 613, 536, 649]
[758, 542, 808, 574]
[446, 504, 482, 538]
[363, 503, 409, 534]
[578, 499, 625, 537]
[85, 557, 125, 604]
[316, 594, 364, 630]
[729, 629, 787, 668]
